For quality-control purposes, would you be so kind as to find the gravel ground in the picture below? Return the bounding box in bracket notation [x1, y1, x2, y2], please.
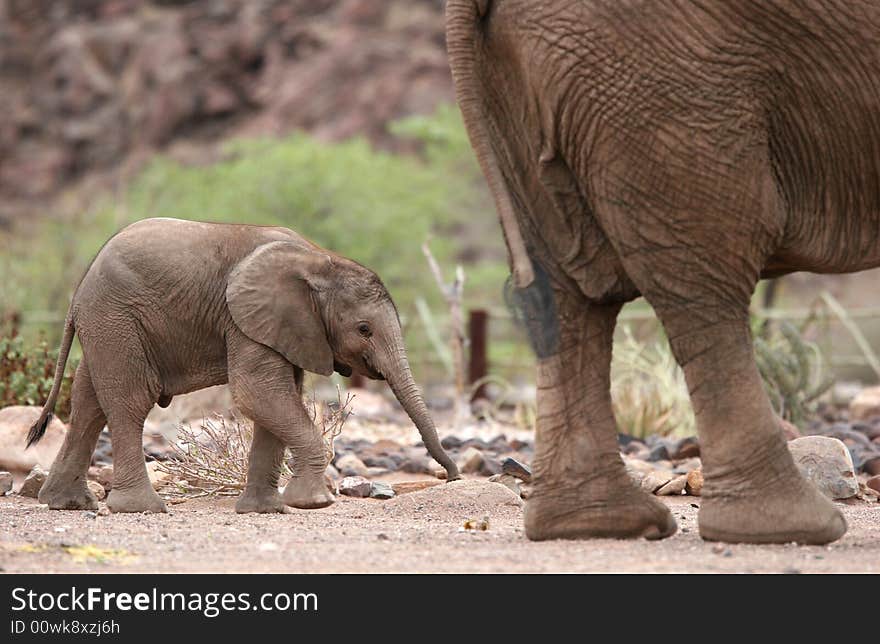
[1, 479, 878, 574]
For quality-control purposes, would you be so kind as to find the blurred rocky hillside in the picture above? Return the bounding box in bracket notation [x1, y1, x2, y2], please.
[0, 0, 451, 224]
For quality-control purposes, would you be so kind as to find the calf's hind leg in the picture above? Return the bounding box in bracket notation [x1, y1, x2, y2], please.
[39, 361, 106, 510]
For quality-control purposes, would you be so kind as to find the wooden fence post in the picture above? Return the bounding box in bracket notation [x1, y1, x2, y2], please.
[349, 373, 366, 388]
[468, 309, 488, 400]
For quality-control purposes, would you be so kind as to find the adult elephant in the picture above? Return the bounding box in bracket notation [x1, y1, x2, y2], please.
[447, 0, 879, 544]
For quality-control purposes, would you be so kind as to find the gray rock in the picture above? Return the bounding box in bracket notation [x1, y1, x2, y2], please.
[19, 465, 47, 498]
[788, 436, 859, 499]
[400, 455, 433, 475]
[335, 454, 370, 478]
[339, 476, 372, 498]
[501, 457, 532, 483]
[458, 446, 484, 475]
[479, 456, 502, 477]
[369, 481, 395, 499]
[0, 471, 13, 494]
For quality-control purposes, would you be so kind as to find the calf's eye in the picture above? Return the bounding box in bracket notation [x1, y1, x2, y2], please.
[358, 323, 371, 337]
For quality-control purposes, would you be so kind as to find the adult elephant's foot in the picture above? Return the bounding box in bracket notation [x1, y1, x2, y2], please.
[38, 476, 99, 511]
[235, 487, 290, 514]
[698, 454, 846, 544]
[106, 485, 168, 513]
[282, 473, 335, 509]
[524, 461, 677, 541]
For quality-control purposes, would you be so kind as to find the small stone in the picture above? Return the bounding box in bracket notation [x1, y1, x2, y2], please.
[501, 457, 532, 483]
[639, 469, 674, 494]
[369, 481, 395, 499]
[685, 468, 704, 496]
[361, 455, 397, 470]
[97, 506, 111, 517]
[0, 471, 13, 495]
[479, 456, 502, 477]
[95, 465, 114, 491]
[673, 457, 702, 474]
[440, 435, 462, 450]
[849, 385, 880, 421]
[400, 456, 433, 475]
[788, 436, 859, 499]
[391, 480, 443, 495]
[84, 511, 97, 520]
[458, 447, 484, 475]
[86, 480, 106, 501]
[339, 476, 372, 498]
[655, 474, 688, 496]
[646, 443, 671, 462]
[19, 465, 47, 498]
[335, 454, 370, 477]
[671, 436, 700, 459]
[488, 473, 522, 497]
[866, 475, 880, 495]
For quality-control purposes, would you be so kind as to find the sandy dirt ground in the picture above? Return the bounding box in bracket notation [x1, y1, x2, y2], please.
[1, 479, 878, 574]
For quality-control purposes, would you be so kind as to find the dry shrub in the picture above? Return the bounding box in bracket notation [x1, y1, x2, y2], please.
[160, 388, 353, 498]
[610, 326, 695, 439]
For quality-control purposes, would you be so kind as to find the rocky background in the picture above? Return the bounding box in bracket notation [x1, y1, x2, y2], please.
[0, 0, 451, 224]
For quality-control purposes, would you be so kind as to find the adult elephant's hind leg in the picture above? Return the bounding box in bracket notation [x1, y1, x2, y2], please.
[235, 424, 289, 514]
[658, 311, 845, 544]
[524, 299, 676, 541]
[39, 361, 106, 510]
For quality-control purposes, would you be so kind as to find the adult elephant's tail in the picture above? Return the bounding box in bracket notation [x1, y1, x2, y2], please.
[26, 313, 75, 447]
[445, 0, 535, 289]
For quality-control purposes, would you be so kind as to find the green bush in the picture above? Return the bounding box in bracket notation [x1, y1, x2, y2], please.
[0, 107, 510, 380]
[0, 324, 77, 421]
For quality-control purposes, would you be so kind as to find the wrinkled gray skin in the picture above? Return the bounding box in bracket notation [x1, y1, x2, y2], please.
[31, 218, 460, 514]
[447, 0, 880, 544]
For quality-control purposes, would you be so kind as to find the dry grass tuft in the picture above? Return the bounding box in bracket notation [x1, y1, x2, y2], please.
[159, 387, 353, 499]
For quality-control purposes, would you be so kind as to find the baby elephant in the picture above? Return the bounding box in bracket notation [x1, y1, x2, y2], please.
[28, 218, 460, 513]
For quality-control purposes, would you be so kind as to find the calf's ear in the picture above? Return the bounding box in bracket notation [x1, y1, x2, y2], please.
[226, 241, 334, 376]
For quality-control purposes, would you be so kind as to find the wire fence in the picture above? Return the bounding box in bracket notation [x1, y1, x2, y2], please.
[12, 289, 880, 382]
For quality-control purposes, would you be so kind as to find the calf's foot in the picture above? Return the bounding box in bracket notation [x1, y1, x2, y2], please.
[236, 487, 289, 514]
[38, 476, 98, 511]
[106, 485, 168, 513]
[283, 473, 335, 509]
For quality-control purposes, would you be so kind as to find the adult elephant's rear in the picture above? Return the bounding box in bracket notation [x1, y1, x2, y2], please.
[446, 0, 880, 543]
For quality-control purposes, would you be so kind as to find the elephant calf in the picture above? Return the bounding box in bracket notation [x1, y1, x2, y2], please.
[28, 218, 460, 513]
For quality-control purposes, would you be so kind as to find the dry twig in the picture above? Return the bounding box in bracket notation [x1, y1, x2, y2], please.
[159, 388, 353, 498]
